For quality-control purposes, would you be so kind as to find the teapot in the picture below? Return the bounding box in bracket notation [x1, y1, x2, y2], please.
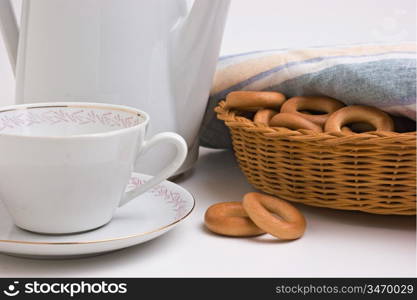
[0, 0, 230, 175]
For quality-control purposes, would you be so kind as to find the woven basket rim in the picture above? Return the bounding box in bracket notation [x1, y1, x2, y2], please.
[215, 100, 417, 143]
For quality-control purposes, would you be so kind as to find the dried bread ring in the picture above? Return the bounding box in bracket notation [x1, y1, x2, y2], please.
[269, 113, 323, 132]
[242, 193, 306, 240]
[253, 109, 278, 125]
[324, 105, 394, 132]
[225, 91, 286, 111]
[204, 202, 265, 237]
[280, 96, 345, 125]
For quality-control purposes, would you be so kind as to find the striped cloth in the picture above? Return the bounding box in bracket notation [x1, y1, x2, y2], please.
[200, 42, 416, 149]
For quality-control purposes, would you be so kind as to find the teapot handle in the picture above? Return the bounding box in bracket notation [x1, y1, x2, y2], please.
[0, 0, 19, 75]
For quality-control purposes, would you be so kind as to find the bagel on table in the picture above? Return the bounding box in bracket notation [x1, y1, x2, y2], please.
[204, 202, 265, 237]
[242, 193, 306, 240]
[204, 193, 307, 240]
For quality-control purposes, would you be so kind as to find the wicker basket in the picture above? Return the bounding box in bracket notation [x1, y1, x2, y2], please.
[215, 101, 416, 215]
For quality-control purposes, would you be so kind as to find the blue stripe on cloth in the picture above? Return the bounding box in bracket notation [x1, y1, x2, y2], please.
[218, 43, 415, 61]
[212, 51, 416, 99]
[218, 49, 283, 61]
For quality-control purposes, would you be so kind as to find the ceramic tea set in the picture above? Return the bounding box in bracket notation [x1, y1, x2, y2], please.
[0, 0, 230, 258]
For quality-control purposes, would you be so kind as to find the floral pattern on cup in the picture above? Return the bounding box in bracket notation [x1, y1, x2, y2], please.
[0, 107, 143, 132]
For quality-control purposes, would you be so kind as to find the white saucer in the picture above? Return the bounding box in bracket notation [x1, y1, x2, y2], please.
[0, 173, 194, 259]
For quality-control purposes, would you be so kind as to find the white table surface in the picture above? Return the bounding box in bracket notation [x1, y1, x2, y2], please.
[0, 147, 416, 277]
[0, 0, 416, 277]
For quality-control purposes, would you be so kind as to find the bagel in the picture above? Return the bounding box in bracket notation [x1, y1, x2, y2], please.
[269, 113, 323, 132]
[242, 193, 306, 240]
[253, 109, 278, 125]
[324, 105, 394, 132]
[225, 91, 286, 111]
[280, 96, 345, 125]
[204, 202, 265, 237]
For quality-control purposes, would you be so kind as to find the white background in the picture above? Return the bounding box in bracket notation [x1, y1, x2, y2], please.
[0, 0, 416, 106]
[0, 0, 416, 277]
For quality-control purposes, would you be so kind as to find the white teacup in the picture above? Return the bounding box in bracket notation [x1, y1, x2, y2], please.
[0, 102, 187, 234]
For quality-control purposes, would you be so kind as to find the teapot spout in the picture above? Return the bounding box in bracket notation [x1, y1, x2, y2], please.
[173, 0, 230, 54]
[170, 0, 230, 76]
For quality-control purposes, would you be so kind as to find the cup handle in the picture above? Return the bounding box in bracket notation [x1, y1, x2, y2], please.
[119, 132, 187, 207]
